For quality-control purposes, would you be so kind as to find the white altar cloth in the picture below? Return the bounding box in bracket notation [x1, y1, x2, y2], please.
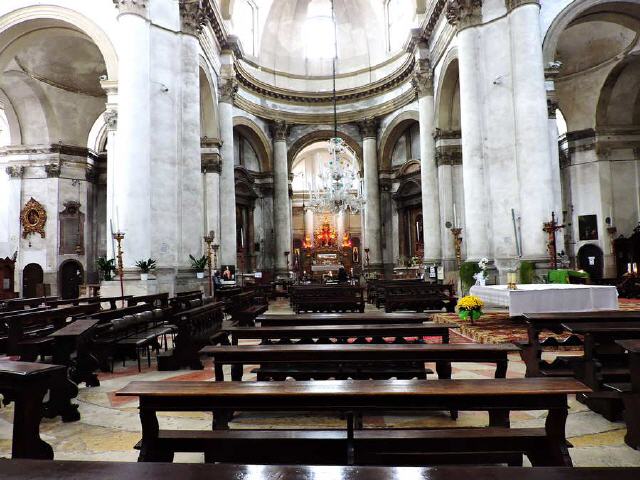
[469, 284, 619, 316]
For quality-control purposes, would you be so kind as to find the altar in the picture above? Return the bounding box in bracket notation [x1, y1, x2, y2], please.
[470, 283, 619, 316]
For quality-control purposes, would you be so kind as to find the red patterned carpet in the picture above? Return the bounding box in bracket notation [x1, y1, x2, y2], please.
[431, 298, 640, 345]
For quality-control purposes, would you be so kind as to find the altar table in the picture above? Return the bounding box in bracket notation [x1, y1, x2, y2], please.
[470, 284, 618, 316]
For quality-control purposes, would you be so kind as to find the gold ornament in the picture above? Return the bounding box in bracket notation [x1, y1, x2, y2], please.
[20, 197, 47, 239]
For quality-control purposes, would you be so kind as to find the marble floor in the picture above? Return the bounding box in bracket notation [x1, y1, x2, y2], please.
[1, 300, 640, 466]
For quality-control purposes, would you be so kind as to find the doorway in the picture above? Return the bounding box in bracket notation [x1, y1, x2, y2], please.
[22, 263, 44, 298]
[59, 260, 84, 299]
[577, 244, 604, 281]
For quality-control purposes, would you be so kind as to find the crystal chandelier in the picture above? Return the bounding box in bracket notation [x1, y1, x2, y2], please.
[308, 0, 365, 215]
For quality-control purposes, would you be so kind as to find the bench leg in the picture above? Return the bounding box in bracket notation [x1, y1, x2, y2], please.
[138, 409, 174, 463]
[231, 363, 243, 381]
[540, 407, 572, 466]
[11, 386, 53, 460]
[435, 361, 457, 420]
[623, 393, 640, 450]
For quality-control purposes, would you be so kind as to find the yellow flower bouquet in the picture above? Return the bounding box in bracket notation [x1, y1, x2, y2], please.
[456, 295, 484, 322]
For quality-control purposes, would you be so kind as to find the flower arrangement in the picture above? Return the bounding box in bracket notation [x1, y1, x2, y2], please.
[473, 257, 489, 286]
[456, 295, 484, 322]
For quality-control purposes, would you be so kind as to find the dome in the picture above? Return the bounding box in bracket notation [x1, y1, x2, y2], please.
[228, 0, 417, 78]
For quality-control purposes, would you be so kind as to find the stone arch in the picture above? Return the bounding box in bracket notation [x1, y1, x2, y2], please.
[199, 57, 220, 139]
[435, 49, 460, 132]
[542, 0, 640, 65]
[0, 87, 22, 144]
[233, 116, 272, 172]
[288, 130, 363, 173]
[378, 110, 419, 172]
[596, 55, 640, 128]
[397, 159, 421, 178]
[0, 5, 118, 80]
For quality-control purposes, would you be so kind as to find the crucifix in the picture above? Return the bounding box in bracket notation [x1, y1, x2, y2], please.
[542, 211, 565, 269]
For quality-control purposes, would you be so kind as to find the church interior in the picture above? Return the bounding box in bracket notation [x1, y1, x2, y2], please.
[2, 0, 640, 478]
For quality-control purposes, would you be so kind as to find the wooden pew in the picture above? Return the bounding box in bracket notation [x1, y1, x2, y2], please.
[0, 360, 73, 458]
[614, 339, 640, 449]
[226, 290, 268, 326]
[257, 312, 429, 326]
[290, 286, 365, 313]
[99, 295, 134, 310]
[202, 343, 518, 382]
[560, 321, 640, 420]
[367, 279, 424, 308]
[3, 303, 101, 358]
[127, 292, 170, 308]
[86, 303, 153, 324]
[169, 291, 203, 311]
[44, 297, 101, 308]
[2, 461, 639, 480]
[3, 296, 57, 312]
[116, 377, 590, 466]
[384, 283, 457, 313]
[157, 300, 227, 371]
[521, 311, 640, 378]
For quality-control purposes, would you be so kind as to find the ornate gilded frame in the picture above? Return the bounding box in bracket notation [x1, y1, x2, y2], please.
[20, 197, 47, 239]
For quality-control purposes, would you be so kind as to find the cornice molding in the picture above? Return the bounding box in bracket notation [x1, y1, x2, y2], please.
[0, 144, 100, 161]
[235, 55, 415, 105]
[234, 88, 417, 125]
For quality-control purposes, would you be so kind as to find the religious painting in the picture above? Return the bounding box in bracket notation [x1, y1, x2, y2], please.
[221, 264, 236, 282]
[352, 246, 359, 263]
[578, 215, 598, 241]
[20, 197, 47, 239]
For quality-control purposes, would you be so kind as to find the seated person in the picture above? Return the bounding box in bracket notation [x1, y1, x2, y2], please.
[337, 266, 348, 283]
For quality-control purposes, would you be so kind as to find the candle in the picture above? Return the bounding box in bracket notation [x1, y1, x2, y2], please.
[240, 227, 244, 248]
[634, 263, 638, 275]
[629, 263, 633, 274]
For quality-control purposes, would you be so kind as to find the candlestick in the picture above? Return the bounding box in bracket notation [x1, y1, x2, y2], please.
[203, 233, 214, 297]
[112, 231, 125, 307]
[449, 227, 463, 270]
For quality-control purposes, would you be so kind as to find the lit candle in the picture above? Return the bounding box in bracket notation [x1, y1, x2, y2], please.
[240, 227, 244, 248]
[629, 263, 633, 274]
[634, 263, 638, 275]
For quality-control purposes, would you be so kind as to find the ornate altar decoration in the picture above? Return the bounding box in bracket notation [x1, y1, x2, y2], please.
[20, 197, 47, 239]
[314, 222, 338, 248]
[299, 221, 360, 280]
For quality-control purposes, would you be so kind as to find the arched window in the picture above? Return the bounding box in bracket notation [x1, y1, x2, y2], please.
[305, 0, 335, 59]
[385, 0, 411, 52]
[234, 0, 258, 57]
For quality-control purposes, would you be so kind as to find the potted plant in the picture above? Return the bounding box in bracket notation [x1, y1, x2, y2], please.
[96, 256, 116, 281]
[135, 258, 157, 281]
[189, 254, 208, 279]
[456, 295, 484, 323]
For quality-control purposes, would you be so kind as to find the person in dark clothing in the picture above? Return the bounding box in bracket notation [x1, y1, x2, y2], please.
[337, 266, 348, 283]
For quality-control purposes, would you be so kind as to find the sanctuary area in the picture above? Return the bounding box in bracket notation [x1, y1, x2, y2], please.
[1, 0, 640, 479]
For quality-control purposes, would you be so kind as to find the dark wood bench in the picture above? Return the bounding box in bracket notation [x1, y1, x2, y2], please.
[157, 300, 227, 371]
[612, 339, 640, 449]
[290, 286, 365, 313]
[44, 297, 101, 308]
[560, 321, 640, 420]
[520, 311, 640, 378]
[98, 295, 134, 310]
[127, 292, 170, 308]
[2, 460, 639, 480]
[226, 290, 268, 326]
[367, 279, 425, 308]
[0, 360, 74, 458]
[86, 303, 154, 324]
[116, 377, 590, 466]
[2, 303, 101, 359]
[384, 283, 457, 313]
[49, 319, 101, 387]
[257, 312, 429, 327]
[2, 296, 57, 312]
[169, 292, 204, 311]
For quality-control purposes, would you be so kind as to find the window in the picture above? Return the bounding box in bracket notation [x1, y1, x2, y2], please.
[234, 0, 258, 57]
[385, 0, 411, 52]
[304, 0, 335, 59]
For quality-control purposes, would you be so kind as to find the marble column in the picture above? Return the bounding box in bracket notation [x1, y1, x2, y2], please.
[304, 207, 314, 246]
[218, 78, 237, 266]
[508, 0, 554, 258]
[336, 211, 345, 246]
[360, 118, 382, 269]
[547, 99, 563, 219]
[437, 152, 455, 265]
[178, 1, 205, 265]
[447, 0, 490, 261]
[413, 59, 442, 264]
[101, 89, 118, 260]
[272, 121, 291, 275]
[112, 0, 151, 267]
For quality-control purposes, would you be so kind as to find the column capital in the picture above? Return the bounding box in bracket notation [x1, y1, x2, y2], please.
[5, 166, 24, 179]
[412, 58, 434, 98]
[219, 78, 237, 104]
[45, 163, 61, 178]
[505, 0, 539, 12]
[547, 99, 559, 119]
[103, 109, 118, 131]
[446, 0, 482, 30]
[179, 0, 207, 36]
[271, 120, 289, 141]
[112, 0, 148, 18]
[358, 117, 378, 139]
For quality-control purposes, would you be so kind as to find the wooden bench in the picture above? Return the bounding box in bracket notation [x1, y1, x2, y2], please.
[98, 295, 134, 310]
[202, 343, 518, 382]
[367, 279, 424, 308]
[2, 460, 639, 480]
[257, 312, 429, 326]
[127, 292, 170, 308]
[44, 297, 101, 308]
[520, 311, 640, 378]
[2, 303, 101, 359]
[560, 321, 640, 420]
[169, 292, 203, 311]
[86, 303, 154, 324]
[157, 300, 227, 371]
[49, 319, 101, 387]
[384, 283, 457, 313]
[612, 339, 640, 449]
[2, 296, 57, 312]
[226, 290, 268, 326]
[116, 377, 590, 466]
[0, 360, 74, 458]
[290, 286, 365, 313]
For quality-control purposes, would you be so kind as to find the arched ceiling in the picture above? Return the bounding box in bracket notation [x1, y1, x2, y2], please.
[226, 0, 417, 78]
